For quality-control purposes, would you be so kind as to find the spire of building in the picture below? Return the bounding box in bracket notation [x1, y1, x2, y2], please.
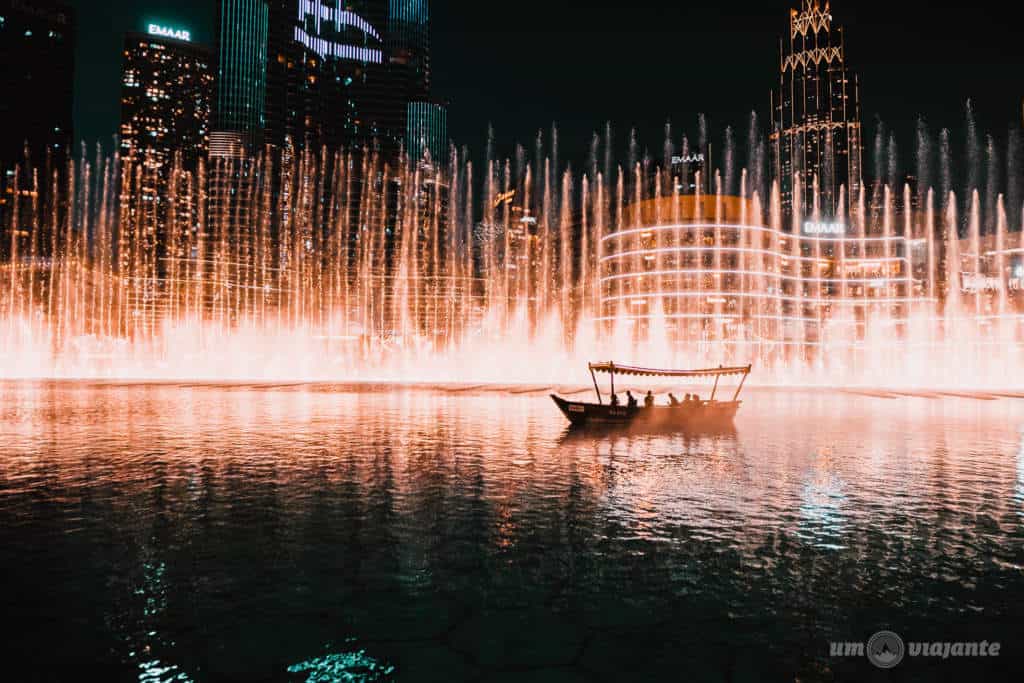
[771, 0, 862, 224]
[792, 1, 832, 38]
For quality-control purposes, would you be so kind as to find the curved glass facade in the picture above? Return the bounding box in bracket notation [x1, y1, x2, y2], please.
[600, 195, 914, 358]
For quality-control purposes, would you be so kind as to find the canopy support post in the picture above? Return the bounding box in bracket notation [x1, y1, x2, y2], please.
[710, 374, 720, 402]
[590, 366, 602, 405]
[732, 365, 751, 402]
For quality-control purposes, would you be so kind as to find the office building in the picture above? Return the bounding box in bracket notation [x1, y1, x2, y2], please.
[406, 100, 446, 163]
[214, 0, 269, 151]
[119, 25, 213, 280]
[120, 26, 214, 171]
[264, 0, 432, 158]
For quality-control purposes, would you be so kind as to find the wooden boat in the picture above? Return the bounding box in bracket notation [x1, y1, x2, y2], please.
[551, 362, 751, 428]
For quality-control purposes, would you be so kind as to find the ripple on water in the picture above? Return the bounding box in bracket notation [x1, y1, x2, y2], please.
[1, 383, 1023, 679]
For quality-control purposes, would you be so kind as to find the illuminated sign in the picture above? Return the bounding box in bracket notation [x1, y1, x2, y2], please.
[294, 0, 382, 64]
[147, 24, 191, 41]
[493, 190, 515, 208]
[671, 154, 705, 165]
[961, 273, 1001, 292]
[802, 221, 846, 236]
[961, 271, 1023, 292]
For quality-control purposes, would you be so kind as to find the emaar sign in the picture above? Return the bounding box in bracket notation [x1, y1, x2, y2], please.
[147, 23, 191, 42]
[803, 220, 847, 236]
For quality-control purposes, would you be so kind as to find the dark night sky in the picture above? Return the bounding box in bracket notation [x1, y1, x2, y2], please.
[67, 0, 1022, 168]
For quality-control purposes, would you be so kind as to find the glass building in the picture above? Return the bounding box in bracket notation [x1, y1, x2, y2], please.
[770, 0, 863, 223]
[263, 0, 432, 158]
[406, 100, 446, 163]
[215, 0, 268, 150]
[600, 196, 915, 363]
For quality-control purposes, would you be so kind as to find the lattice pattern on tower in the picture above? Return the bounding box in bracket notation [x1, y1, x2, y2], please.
[782, 46, 843, 72]
[791, 0, 832, 38]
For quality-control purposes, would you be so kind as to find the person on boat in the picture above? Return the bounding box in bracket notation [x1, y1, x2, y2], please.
[668, 393, 680, 406]
[683, 393, 692, 403]
[610, 393, 620, 406]
[644, 390, 655, 408]
[626, 390, 638, 408]
[693, 393, 702, 404]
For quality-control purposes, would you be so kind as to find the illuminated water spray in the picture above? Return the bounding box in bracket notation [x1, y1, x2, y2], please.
[1, 126, 1022, 387]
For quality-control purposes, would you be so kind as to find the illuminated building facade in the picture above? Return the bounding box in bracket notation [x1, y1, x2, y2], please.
[406, 100, 447, 162]
[214, 0, 269, 150]
[0, 0, 75, 258]
[956, 231, 1024, 320]
[600, 197, 914, 359]
[209, 1, 269, 298]
[771, 0, 862, 223]
[263, 0, 431, 157]
[120, 28, 214, 172]
[119, 28, 213, 280]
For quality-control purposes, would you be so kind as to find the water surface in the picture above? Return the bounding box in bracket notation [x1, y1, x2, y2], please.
[2, 382, 1023, 681]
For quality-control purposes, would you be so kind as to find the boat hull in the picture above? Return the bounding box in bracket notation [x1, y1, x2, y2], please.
[550, 394, 740, 429]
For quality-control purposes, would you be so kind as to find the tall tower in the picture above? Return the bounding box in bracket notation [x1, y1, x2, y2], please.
[262, 0, 436, 159]
[119, 26, 213, 280]
[120, 28, 214, 173]
[771, 0, 862, 224]
[265, 0, 390, 153]
[214, 0, 269, 150]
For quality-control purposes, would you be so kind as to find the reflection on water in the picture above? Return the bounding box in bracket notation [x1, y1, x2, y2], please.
[2, 382, 1023, 680]
[288, 650, 394, 683]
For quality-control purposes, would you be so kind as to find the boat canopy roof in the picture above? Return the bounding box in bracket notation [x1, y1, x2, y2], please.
[588, 362, 751, 378]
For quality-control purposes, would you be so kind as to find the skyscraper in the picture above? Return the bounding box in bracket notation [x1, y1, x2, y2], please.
[120, 26, 214, 172]
[771, 0, 862, 224]
[406, 100, 446, 163]
[214, 0, 269, 150]
[209, 0, 270, 285]
[263, 0, 434, 158]
[119, 25, 213, 281]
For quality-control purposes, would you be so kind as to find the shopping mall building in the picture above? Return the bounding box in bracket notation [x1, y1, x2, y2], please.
[598, 195, 920, 357]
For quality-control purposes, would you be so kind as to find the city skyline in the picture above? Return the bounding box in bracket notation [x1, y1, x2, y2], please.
[61, 0, 1021, 164]
[4, 4, 1024, 682]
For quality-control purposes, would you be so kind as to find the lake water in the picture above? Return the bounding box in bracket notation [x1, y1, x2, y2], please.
[2, 381, 1023, 681]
